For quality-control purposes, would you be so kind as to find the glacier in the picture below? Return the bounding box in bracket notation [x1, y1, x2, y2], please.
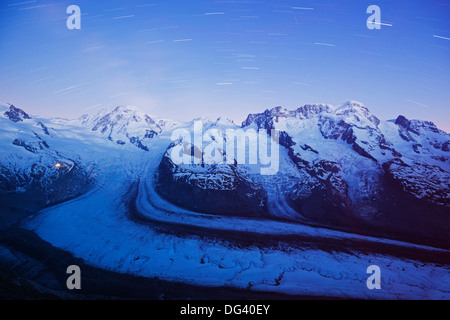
[0, 102, 449, 299]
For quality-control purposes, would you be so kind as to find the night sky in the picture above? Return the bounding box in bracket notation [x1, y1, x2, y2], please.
[0, 0, 449, 131]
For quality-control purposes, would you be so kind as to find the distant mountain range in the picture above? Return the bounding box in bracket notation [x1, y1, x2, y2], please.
[1, 101, 449, 246]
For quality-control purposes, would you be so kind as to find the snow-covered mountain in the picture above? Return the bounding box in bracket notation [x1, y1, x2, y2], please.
[0, 104, 95, 227]
[0, 103, 185, 228]
[78, 105, 180, 151]
[1, 101, 449, 299]
[239, 101, 449, 244]
[1, 101, 448, 241]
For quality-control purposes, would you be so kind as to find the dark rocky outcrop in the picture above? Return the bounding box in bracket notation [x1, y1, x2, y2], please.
[155, 143, 268, 218]
[4, 105, 31, 123]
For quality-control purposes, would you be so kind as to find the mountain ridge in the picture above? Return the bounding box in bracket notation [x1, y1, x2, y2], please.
[1, 101, 449, 245]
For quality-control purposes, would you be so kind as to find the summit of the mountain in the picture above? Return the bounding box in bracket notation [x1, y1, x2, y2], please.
[2, 104, 32, 123]
[78, 105, 169, 151]
[242, 103, 333, 129]
[334, 100, 381, 127]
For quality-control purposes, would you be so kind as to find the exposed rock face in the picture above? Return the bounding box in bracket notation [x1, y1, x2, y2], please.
[0, 104, 94, 228]
[242, 104, 332, 129]
[156, 141, 268, 217]
[4, 105, 31, 123]
[0, 161, 93, 229]
[12, 137, 49, 154]
[383, 158, 449, 207]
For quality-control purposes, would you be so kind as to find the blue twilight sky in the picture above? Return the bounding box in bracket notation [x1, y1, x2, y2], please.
[0, 0, 449, 130]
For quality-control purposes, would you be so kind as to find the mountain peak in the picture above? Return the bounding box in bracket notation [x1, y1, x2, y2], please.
[335, 100, 369, 114]
[88, 105, 142, 119]
[3, 104, 32, 123]
[295, 104, 333, 118]
[80, 105, 151, 126]
[110, 105, 142, 114]
[214, 116, 236, 127]
[335, 101, 380, 127]
[267, 106, 284, 116]
[395, 115, 444, 136]
[242, 103, 333, 129]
